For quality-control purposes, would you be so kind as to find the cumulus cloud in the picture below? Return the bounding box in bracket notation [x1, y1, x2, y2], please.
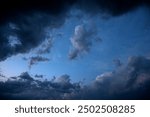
[0, 56, 150, 99]
[66, 56, 150, 99]
[52, 74, 70, 84]
[69, 24, 100, 59]
[0, 73, 80, 99]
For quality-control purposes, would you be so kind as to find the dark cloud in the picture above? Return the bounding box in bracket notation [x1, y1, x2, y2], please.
[29, 56, 50, 68]
[76, 0, 150, 16]
[1, 0, 150, 24]
[35, 74, 44, 79]
[0, 0, 150, 99]
[0, 56, 150, 99]
[0, 73, 80, 99]
[0, 0, 150, 61]
[0, 0, 74, 62]
[19, 72, 34, 81]
[69, 49, 79, 60]
[66, 56, 150, 99]
[69, 24, 99, 59]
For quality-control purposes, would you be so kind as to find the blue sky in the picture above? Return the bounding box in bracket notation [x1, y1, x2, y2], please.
[0, 6, 150, 83]
[1, 0, 150, 100]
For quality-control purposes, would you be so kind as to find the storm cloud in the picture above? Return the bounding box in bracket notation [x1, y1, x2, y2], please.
[0, 56, 150, 99]
[0, 12, 65, 62]
[0, 0, 150, 61]
[0, 0, 150, 100]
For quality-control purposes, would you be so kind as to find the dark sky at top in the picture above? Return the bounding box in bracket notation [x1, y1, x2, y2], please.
[0, 0, 150, 99]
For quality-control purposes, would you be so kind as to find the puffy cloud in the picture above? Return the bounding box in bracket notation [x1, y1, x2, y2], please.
[79, 56, 150, 99]
[0, 14, 55, 61]
[69, 24, 100, 59]
[0, 56, 150, 99]
[52, 74, 70, 84]
[0, 73, 80, 99]
[0, 0, 150, 99]
[51, 74, 74, 91]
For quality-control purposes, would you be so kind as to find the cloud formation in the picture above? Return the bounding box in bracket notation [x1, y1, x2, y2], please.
[0, 0, 150, 62]
[0, 0, 150, 99]
[65, 56, 150, 99]
[0, 73, 80, 99]
[0, 14, 54, 61]
[0, 56, 150, 99]
[36, 39, 53, 54]
[29, 56, 50, 68]
[69, 24, 100, 59]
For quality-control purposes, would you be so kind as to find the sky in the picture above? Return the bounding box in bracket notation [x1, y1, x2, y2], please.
[0, 0, 150, 99]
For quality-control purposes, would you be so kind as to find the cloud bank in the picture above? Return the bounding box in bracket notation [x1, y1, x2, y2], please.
[0, 56, 150, 99]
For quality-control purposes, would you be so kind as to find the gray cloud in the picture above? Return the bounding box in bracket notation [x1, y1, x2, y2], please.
[75, 56, 150, 99]
[36, 39, 53, 54]
[52, 74, 70, 84]
[29, 56, 50, 68]
[19, 72, 34, 81]
[0, 0, 150, 62]
[35, 74, 44, 79]
[69, 24, 100, 59]
[0, 56, 150, 99]
[1, 0, 150, 99]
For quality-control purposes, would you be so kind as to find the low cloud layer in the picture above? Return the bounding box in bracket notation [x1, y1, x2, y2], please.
[0, 56, 150, 99]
